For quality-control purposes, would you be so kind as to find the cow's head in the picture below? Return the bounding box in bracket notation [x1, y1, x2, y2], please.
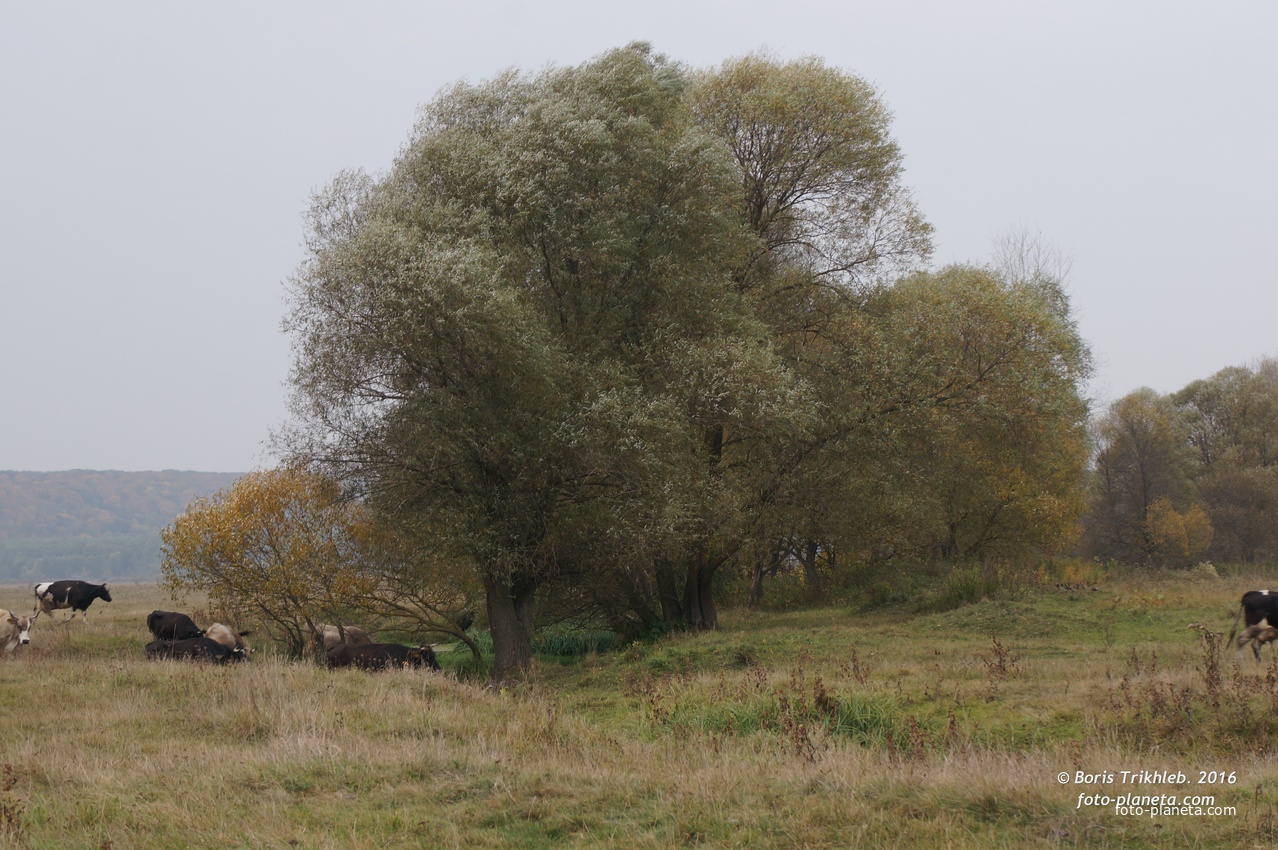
[7, 611, 35, 645]
[98, 585, 113, 603]
[411, 646, 441, 671]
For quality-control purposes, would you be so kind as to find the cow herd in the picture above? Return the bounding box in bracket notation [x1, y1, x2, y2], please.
[1, 580, 440, 672]
[144, 609, 252, 664]
[11, 581, 1278, 668]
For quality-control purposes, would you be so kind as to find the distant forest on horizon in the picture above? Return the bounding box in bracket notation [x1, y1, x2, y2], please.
[0, 470, 242, 582]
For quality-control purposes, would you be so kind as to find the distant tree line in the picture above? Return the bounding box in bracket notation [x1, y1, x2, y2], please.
[1082, 357, 1278, 567]
[0, 471, 241, 539]
[0, 471, 242, 583]
[0, 536, 160, 583]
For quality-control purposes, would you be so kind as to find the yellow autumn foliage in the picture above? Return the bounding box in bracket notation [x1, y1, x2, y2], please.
[160, 468, 382, 656]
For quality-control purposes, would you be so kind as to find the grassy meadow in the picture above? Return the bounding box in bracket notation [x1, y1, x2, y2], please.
[5, 570, 1278, 848]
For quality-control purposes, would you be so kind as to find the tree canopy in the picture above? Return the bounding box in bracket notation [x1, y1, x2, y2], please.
[278, 45, 1093, 679]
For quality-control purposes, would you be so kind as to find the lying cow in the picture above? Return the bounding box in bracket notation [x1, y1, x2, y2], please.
[1, 609, 38, 655]
[147, 610, 204, 641]
[145, 637, 246, 664]
[307, 623, 372, 654]
[326, 642, 440, 671]
[1235, 622, 1278, 660]
[1227, 590, 1278, 660]
[204, 623, 251, 654]
[34, 580, 112, 622]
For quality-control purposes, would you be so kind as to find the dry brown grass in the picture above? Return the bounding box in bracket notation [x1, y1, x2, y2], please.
[3, 575, 1278, 847]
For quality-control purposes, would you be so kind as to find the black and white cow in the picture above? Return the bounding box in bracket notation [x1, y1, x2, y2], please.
[326, 642, 440, 671]
[34, 580, 112, 622]
[1227, 590, 1278, 660]
[144, 637, 246, 664]
[1, 609, 38, 655]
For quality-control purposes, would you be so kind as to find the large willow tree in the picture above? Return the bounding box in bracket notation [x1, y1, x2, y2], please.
[283, 45, 1088, 679]
[284, 45, 801, 680]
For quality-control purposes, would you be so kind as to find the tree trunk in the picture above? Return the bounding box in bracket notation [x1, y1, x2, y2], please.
[683, 551, 721, 630]
[682, 558, 701, 627]
[802, 539, 821, 602]
[697, 561, 718, 629]
[484, 573, 536, 684]
[748, 555, 766, 608]
[655, 558, 684, 625]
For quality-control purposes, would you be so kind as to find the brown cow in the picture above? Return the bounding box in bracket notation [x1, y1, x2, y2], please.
[1235, 622, 1278, 661]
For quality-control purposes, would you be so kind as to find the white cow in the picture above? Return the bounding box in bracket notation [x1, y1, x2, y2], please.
[306, 623, 372, 654]
[204, 623, 252, 654]
[1, 609, 38, 655]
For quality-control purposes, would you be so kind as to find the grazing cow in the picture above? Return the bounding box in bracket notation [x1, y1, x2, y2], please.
[145, 637, 246, 664]
[203, 623, 251, 654]
[1235, 622, 1278, 659]
[147, 610, 204, 641]
[1, 609, 38, 655]
[307, 623, 372, 654]
[1227, 590, 1278, 660]
[326, 642, 440, 671]
[34, 580, 112, 622]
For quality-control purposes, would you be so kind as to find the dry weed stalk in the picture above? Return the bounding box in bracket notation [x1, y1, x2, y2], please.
[0, 762, 27, 846]
[980, 637, 1021, 680]
[842, 646, 869, 686]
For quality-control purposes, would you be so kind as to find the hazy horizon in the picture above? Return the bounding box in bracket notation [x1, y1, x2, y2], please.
[3, 1, 1274, 472]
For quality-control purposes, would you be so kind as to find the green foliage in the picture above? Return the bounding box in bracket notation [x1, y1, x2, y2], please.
[860, 265, 1092, 561]
[660, 686, 904, 750]
[533, 629, 618, 657]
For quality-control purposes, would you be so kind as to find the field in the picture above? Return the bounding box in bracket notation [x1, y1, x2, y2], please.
[5, 571, 1278, 849]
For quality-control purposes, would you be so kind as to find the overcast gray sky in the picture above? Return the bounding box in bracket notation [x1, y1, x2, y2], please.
[2, 1, 1274, 472]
